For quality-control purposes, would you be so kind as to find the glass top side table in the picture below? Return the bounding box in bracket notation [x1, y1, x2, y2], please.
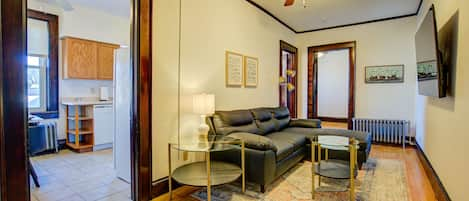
[310, 135, 359, 201]
[168, 135, 245, 201]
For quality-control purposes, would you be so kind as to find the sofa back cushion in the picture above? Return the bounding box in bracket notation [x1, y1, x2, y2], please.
[272, 107, 291, 131]
[250, 108, 276, 135]
[211, 110, 260, 136]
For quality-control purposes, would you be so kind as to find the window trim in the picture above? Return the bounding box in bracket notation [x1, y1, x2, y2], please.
[27, 10, 59, 119]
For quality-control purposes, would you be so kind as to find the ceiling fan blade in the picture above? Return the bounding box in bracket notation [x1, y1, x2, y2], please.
[284, 0, 295, 6]
[55, 0, 74, 11]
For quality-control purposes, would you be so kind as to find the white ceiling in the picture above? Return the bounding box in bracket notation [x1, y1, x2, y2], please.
[250, 0, 421, 32]
[68, 0, 130, 18]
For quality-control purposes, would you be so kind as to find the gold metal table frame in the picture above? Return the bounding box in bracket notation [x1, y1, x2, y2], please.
[167, 138, 245, 201]
[311, 136, 358, 201]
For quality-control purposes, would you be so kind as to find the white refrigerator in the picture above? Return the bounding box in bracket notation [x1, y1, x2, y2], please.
[113, 48, 131, 182]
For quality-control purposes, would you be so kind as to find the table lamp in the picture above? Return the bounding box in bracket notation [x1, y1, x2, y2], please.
[193, 93, 215, 140]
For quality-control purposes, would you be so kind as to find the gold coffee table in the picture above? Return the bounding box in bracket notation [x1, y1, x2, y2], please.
[310, 135, 359, 201]
[168, 135, 245, 201]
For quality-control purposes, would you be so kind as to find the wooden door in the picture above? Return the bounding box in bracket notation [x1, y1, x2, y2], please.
[63, 38, 98, 79]
[97, 45, 116, 80]
[279, 41, 298, 118]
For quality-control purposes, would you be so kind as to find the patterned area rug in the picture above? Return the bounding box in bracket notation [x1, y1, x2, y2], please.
[191, 158, 409, 201]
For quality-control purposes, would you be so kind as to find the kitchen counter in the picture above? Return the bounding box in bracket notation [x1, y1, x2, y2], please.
[62, 97, 113, 106]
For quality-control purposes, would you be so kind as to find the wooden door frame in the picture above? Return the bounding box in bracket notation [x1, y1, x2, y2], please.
[307, 41, 356, 129]
[0, 0, 153, 200]
[279, 40, 298, 118]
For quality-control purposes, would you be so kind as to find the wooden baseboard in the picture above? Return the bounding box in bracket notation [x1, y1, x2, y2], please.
[151, 177, 181, 198]
[318, 116, 348, 123]
[415, 143, 452, 201]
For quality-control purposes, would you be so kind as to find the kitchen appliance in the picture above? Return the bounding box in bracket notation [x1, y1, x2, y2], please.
[99, 86, 111, 101]
[114, 48, 131, 182]
[93, 104, 114, 151]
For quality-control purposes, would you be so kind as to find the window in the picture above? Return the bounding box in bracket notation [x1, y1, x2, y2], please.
[27, 55, 47, 111]
[27, 10, 59, 119]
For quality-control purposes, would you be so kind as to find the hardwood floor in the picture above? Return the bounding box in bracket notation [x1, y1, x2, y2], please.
[321, 121, 348, 129]
[153, 145, 437, 201]
[370, 145, 437, 201]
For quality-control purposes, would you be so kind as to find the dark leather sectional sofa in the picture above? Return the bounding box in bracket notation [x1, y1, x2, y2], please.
[207, 107, 371, 192]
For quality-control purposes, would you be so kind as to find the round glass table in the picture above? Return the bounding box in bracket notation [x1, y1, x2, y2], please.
[168, 135, 245, 201]
[310, 135, 359, 201]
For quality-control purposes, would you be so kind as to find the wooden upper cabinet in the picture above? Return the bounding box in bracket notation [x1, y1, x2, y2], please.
[62, 37, 119, 80]
[97, 45, 115, 80]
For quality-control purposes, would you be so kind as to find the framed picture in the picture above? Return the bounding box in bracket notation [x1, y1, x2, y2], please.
[225, 51, 244, 87]
[244, 56, 258, 87]
[365, 65, 404, 84]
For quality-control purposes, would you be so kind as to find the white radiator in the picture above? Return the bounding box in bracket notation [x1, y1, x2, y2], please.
[41, 121, 59, 152]
[352, 118, 409, 148]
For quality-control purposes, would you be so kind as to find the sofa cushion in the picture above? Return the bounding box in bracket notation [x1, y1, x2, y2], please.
[212, 110, 260, 135]
[289, 119, 322, 128]
[266, 132, 306, 162]
[251, 108, 276, 135]
[266, 132, 306, 150]
[272, 107, 291, 131]
[227, 132, 277, 152]
[282, 127, 371, 151]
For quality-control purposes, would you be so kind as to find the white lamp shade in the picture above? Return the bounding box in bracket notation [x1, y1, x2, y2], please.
[193, 93, 215, 115]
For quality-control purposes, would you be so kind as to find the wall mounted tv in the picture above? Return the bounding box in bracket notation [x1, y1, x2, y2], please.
[415, 5, 446, 98]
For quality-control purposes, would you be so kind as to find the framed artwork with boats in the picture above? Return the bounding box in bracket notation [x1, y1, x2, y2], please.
[365, 65, 404, 84]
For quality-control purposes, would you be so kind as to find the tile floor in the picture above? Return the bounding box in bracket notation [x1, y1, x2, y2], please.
[30, 149, 131, 201]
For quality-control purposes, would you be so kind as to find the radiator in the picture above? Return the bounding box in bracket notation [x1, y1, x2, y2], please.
[41, 121, 59, 152]
[352, 118, 409, 148]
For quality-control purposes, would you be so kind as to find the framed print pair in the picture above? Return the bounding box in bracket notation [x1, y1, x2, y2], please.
[225, 51, 258, 87]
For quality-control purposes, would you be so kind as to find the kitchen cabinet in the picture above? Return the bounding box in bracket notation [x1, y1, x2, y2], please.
[62, 36, 119, 80]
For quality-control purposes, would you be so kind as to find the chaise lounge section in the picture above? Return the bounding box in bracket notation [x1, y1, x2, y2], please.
[207, 107, 371, 192]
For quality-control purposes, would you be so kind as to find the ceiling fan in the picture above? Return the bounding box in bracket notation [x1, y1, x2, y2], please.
[37, 0, 74, 11]
[284, 0, 308, 7]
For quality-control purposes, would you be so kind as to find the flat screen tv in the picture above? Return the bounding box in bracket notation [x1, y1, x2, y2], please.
[415, 5, 446, 98]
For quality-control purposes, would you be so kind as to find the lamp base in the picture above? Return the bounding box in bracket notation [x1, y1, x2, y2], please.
[198, 115, 210, 141]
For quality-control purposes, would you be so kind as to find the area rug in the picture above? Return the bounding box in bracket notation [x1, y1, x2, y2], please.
[191, 158, 409, 201]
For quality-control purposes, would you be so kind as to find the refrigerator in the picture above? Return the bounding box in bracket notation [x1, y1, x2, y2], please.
[113, 48, 131, 182]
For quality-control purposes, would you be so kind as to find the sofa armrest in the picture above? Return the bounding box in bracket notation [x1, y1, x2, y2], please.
[227, 132, 277, 152]
[289, 119, 322, 128]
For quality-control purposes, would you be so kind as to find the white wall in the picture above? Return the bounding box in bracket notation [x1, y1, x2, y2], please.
[153, 0, 296, 180]
[28, 0, 130, 139]
[317, 49, 350, 118]
[296, 17, 418, 134]
[415, 1, 469, 200]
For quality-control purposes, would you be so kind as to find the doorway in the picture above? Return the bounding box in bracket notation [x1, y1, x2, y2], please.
[279, 41, 298, 118]
[0, 0, 153, 200]
[307, 41, 356, 129]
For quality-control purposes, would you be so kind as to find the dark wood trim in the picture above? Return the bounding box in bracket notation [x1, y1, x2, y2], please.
[151, 177, 181, 198]
[245, 0, 422, 34]
[307, 41, 356, 129]
[244, 0, 296, 33]
[27, 9, 59, 118]
[415, 143, 452, 201]
[279, 40, 298, 118]
[0, 0, 30, 200]
[317, 117, 348, 123]
[132, 0, 153, 200]
[296, 14, 416, 33]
